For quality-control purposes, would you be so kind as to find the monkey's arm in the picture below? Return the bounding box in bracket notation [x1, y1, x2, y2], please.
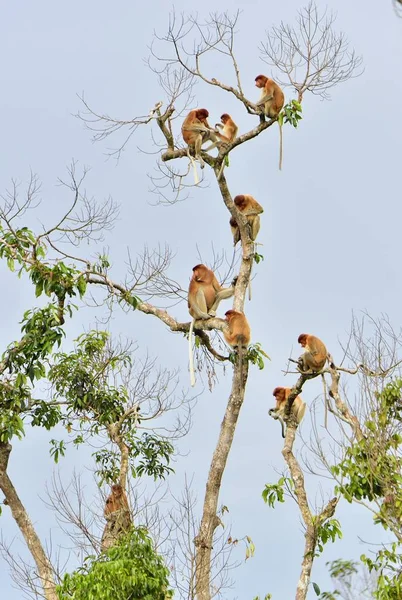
[268, 409, 286, 438]
[256, 93, 273, 106]
[209, 285, 235, 315]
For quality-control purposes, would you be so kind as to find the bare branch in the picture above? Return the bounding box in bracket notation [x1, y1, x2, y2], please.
[260, 2, 363, 101]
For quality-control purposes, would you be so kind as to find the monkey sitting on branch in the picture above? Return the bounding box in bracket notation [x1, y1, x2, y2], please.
[269, 387, 306, 438]
[187, 264, 236, 387]
[101, 483, 132, 552]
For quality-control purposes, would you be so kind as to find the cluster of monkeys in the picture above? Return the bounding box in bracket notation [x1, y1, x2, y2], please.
[186, 193, 264, 386]
[102, 75, 315, 524]
[181, 74, 285, 178]
[270, 334, 328, 437]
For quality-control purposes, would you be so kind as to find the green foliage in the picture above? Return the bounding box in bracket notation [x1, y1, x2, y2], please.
[262, 477, 292, 507]
[0, 304, 67, 441]
[327, 559, 358, 580]
[57, 527, 173, 600]
[93, 434, 174, 485]
[247, 343, 271, 370]
[362, 543, 402, 599]
[30, 261, 86, 301]
[253, 252, 264, 265]
[332, 380, 402, 508]
[315, 519, 342, 556]
[0, 225, 39, 269]
[318, 592, 340, 599]
[252, 595, 272, 600]
[50, 439, 66, 464]
[49, 331, 131, 425]
[318, 560, 360, 598]
[131, 433, 174, 480]
[278, 100, 303, 128]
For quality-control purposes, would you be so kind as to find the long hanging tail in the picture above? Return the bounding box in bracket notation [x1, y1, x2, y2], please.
[189, 319, 196, 387]
[187, 150, 200, 185]
[278, 122, 283, 171]
[248, 243, 254, 301]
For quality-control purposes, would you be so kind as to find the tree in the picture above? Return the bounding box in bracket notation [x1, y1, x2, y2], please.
[6, 3, 401, 600]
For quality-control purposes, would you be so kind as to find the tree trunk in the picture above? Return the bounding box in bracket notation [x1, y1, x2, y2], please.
[0, 442, 58, 600]
[195, 360, 248, 600]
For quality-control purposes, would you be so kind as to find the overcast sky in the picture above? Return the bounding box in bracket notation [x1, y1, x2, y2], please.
[1, 1, 401, 598]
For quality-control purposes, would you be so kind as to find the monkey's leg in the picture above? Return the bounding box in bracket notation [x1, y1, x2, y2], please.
[210, 285, 235, 315]
[194, 136, 205, 169]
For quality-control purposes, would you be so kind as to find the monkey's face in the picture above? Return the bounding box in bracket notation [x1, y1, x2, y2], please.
[220, 113, 230, 123]
[225, 310, 236, 323]
[234, 195, 246, 210]
[273, 387, 286, 403]
[298, 334, 308, 347]
[255, 76, 266, 88]
[193, 265, 208, 282]
[197, 109, 209, 121]
[111, 484, 123, 496]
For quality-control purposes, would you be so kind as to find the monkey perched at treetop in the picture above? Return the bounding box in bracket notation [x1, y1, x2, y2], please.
[255, 74, 285, 170]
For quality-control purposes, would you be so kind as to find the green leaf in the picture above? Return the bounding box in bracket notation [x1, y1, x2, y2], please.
[312, 582, 321, 595]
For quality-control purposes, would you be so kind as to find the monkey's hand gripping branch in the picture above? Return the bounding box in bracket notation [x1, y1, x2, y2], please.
[160, 120, 276, 167]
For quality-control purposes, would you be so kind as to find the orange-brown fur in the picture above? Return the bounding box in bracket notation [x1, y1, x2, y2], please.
[216, 113, 238, 143]
[230, 194, 264, 245]
[188, 265, 235, 387]
[255, 75, 285, 118]
[182, 109, 213, 146]
[298, 333, 327, 372]
[272, 387, 306, 424]
[188, 264, 234, 320]
[104, 484, 130, 517]
[255, 75, 285, 170]
[223, 310, 251, 348]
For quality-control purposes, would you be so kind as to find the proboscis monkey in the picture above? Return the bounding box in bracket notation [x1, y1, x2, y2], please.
[216, 113, 238, 143]
[188, 264, 236, 386]
[104, 484, 130, 517]
[230, 194, 264, 246]
[181, 108, 220, 183]
[255, 74, 285, 170]
[269, 387, 306, 438]
[297, 333, 328, 373]
[223, 310, 251, 380]
[204, 113, 239, 180]
[230, 194, 264, 300]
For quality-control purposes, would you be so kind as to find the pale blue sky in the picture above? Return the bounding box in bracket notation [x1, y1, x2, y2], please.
[0, 1, 401, 598]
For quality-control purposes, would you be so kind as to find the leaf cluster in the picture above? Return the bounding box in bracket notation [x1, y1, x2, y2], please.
[57, 527, 173, 600]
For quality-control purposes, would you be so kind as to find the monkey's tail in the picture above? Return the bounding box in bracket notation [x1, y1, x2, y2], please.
[278, 122, 283, 171]
[187, 150, 200, 185]
[248, 244, 255, 301]
[278, 415, 286, 438]
[217, 160, 225, 180]
[189, 319, 196, 387]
